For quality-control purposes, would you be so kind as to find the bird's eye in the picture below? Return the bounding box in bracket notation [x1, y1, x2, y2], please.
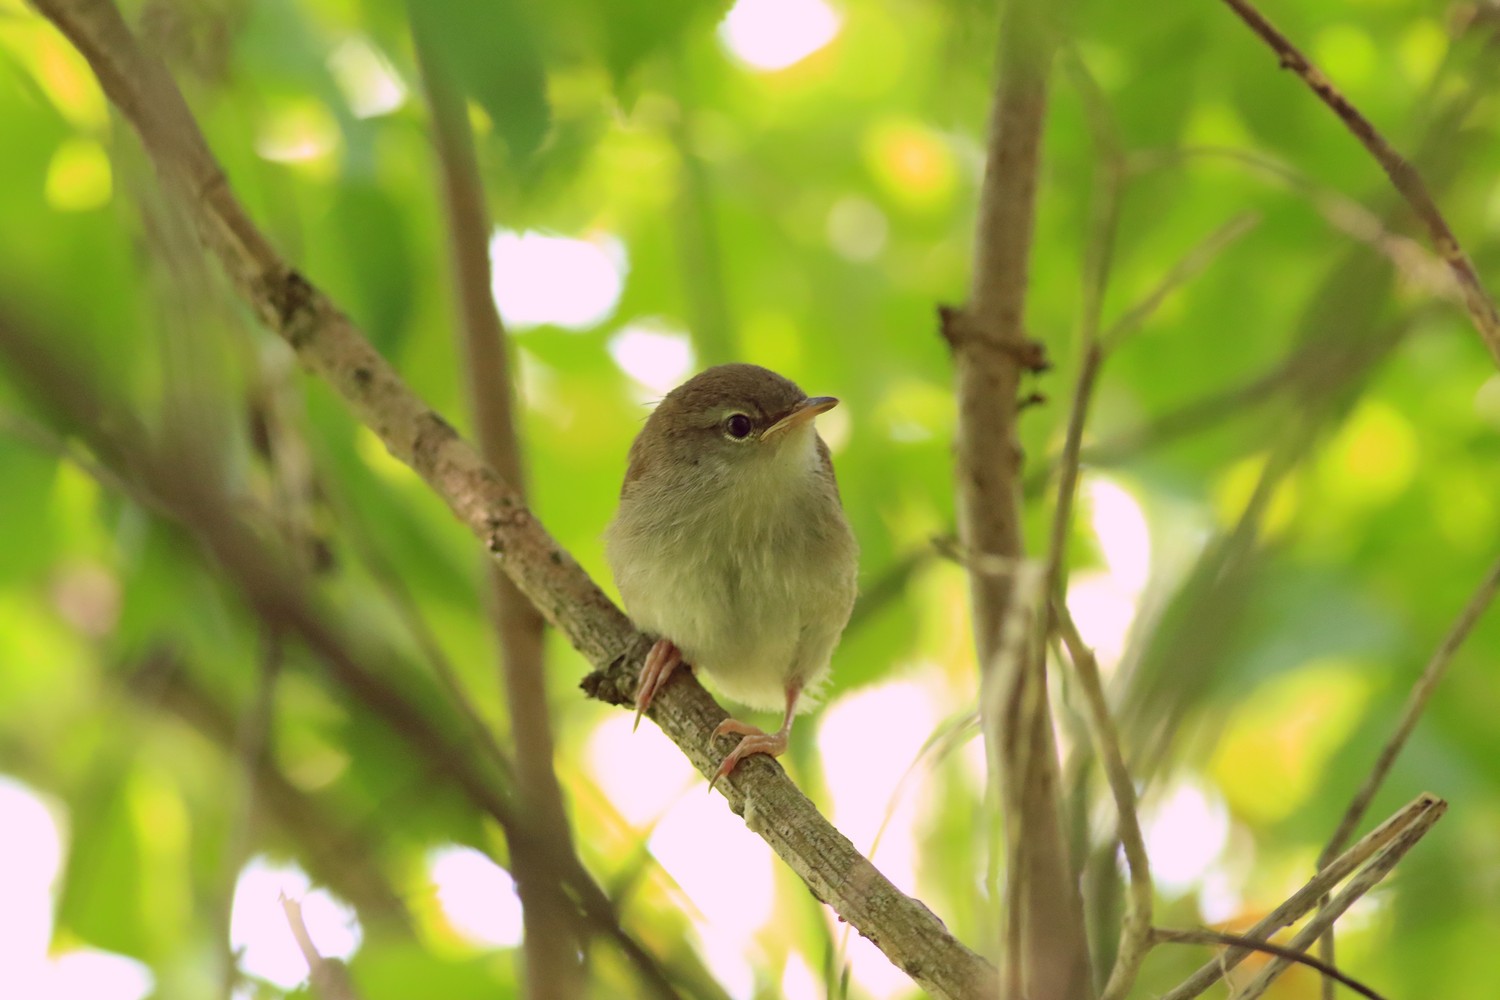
[724, 413, 753, 439]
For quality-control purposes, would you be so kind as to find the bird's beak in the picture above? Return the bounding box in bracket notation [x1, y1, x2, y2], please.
[764, 396, 838, 439]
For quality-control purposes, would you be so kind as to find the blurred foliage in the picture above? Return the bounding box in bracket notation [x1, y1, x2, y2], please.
[2, 0, 1499, 997]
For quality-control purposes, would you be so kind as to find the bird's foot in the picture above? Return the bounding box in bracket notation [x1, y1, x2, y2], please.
[708, 718, 789, 792]
[633, 639, 682, 732]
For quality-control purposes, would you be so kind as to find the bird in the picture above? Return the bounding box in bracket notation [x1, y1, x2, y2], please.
[605, 363, 859, 789]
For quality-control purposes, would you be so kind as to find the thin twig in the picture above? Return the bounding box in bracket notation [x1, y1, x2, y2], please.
[280, 894, 361, 1000]
[1234, 795, 1446, 1000]
[1215, 0, 1500, 366]
[1135, 146, 1464, 305]
[1036, 207, 1265, 1000]
[1321, 554, 1500, 861]
[1312, 552, 1500, 996]
[28, 3, 995, 994]
[1152, 927, 1386, 1000]
[413, 27, 581, 997]
[1032, 62, 1137, 991]
[1040, 42, 1122, 622]
[1054, 603, 1152, 1000]
[1160, 792, 1444, 1000]
[1102, 212, 1261, 350]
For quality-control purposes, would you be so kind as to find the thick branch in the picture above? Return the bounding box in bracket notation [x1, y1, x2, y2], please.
[1216, 0, 1500, 366]
[948, 2, 1088, 996]
[949, 6, 1051, 667]
[29, 1, 994, 994]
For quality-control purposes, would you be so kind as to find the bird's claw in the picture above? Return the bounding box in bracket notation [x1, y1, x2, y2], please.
[707, 720, 788, 793]
[633, 639, 681, 732]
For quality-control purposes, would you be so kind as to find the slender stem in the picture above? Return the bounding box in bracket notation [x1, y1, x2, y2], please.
[1321, 554, 1500, 862]
[1233, 797, 1445, 1000]
[1215, 0, 1500, 366]
[412, 27, 581, 998]
[1160, 793, 1443, 999]
[1152, 928, 1386, 1000]
[1313, 552, 1500, 999]
[1054, 604, 1152, 1000]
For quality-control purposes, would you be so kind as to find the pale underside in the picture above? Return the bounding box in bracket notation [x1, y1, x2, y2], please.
[606, 425, 858, 712]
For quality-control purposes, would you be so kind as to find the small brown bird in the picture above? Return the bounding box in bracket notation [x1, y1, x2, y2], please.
[605, 364, 859, 788]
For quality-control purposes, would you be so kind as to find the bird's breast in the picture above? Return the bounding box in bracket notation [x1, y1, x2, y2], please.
[606, 471, 857, 710]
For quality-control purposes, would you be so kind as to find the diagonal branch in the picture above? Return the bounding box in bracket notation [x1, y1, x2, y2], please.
[0, 309, 680, 997]
[1320, 553, 1500, 862]
[1231, 794, 1445, 1000]
[28, 0, 995, 994]
[1311, 551, 1500, 998]
[1151, 927, 1386, 1000]
[1160, 792, 1445, 1000]
[1216, 0, 1500, 366]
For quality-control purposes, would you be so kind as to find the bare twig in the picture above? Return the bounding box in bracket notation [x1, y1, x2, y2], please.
[1215, 0, 1500, 366]
[1035, 197, 1258, 999]
[1041, 45, 1122, 618]
[1102, 212, 1260, 350]
[1054, 604, 1151, 1000]
[281, 894, 361, 1000]
[28, 2, 994, 993]
[1233, 795, 1445, 1000]
[1312, 552, 1500, 995]
[1135, 146, 1464, 305]
[1151, 927, 1386, 1000]
[1161, 793, 1444, 1000]
[413, 29, 581, 997]
[1321, 554, 1500, 860]
[1030, 67, 1143, 992]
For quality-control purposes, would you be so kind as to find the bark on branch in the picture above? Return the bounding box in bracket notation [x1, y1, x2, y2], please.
[946, 1, 1090, 995]
[30, 0, 995, 994]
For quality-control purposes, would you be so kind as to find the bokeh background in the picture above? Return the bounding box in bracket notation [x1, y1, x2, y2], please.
[2, 0, 1499, 996]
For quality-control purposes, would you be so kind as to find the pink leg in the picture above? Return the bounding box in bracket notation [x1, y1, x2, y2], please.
[633, 639, 682, 732]
[709, 683, 801, 792]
